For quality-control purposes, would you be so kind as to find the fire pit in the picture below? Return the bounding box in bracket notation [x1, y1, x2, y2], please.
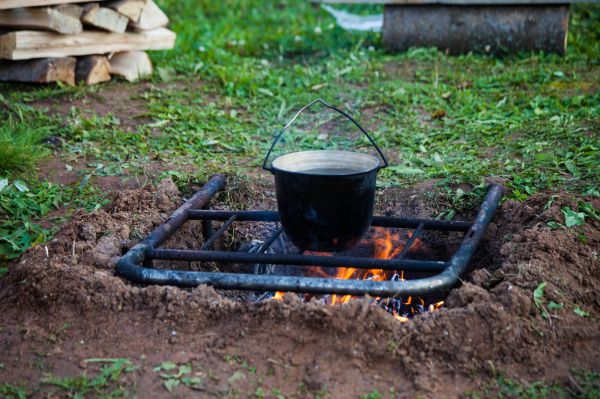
[117, 175, 503, 307]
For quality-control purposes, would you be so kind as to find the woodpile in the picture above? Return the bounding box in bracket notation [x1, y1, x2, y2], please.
[0, 0, 176, 85]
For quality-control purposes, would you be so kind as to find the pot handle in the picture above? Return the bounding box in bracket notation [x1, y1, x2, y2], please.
[262, 99, 389, 171]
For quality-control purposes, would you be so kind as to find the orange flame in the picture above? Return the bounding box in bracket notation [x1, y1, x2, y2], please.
[272, 228, 443, 322]
[329, 228, 421, 306]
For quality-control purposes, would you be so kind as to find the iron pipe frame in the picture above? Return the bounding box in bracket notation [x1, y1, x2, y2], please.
[117, 174, 503, 297]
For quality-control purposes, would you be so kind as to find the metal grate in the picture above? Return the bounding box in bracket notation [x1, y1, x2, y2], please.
[117, 175, 503, 297]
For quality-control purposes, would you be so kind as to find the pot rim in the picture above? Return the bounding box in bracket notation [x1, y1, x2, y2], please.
[271, 150, 381, 177]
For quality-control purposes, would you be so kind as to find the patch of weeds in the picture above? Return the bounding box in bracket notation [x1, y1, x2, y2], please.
[495, 375, 562, 398]
[154, 361, 203, 393]
[0, 383, 28, 399]
[569, 369, 600, 398]
[546, 221, 563, 230]
[315, 386, 330, 399]
[430, 182, 488, 221]
[0, 103, 55, 175]
[360, 387, 400, 399]
[579, 201, 600, 221]
[574, 307, 590, 318]
[224, 355, 257, 374]
[471, 369, 600, 398]
[0, 178, 107, 263]
[533, 282, 564, 320]
[0, 179, 58, 261]
[254, 386, 267, 398]
[360, 390, 383, 399]
[547, 201, 599, 230]
[534, 282, 593, 321]
[562, 207, 587, 227]
[43, 358, 136, 398]
[47, 322, 70, 343]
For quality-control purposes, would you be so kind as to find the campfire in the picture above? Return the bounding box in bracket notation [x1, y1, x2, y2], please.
[270, 227, 445, 321]
[117, 175, 503, 325]
[116, 102, 502, 318]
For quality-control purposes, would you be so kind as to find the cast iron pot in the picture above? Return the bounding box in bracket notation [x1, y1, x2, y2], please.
[262, 99, 388, 252]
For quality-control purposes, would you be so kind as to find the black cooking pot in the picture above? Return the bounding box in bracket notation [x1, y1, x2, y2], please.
[262, 99, 388, 252]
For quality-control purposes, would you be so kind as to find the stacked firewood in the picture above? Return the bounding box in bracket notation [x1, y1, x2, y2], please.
[0, 0, 176, 85]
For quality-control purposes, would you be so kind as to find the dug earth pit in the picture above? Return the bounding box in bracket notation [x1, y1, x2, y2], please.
[0, 178, 598, 397]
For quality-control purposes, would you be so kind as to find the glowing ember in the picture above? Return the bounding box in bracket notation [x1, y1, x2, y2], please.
[273, 291, 285, 300]
[270, 227, 444, 321]
[393, 314, 409, 322]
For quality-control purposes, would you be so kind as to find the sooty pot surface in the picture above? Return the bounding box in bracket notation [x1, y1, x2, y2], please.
[272, 150, 379, 252]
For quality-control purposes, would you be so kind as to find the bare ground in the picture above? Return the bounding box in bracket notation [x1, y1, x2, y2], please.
[1, 79, 599, 397]
[0, 176, 598, 398]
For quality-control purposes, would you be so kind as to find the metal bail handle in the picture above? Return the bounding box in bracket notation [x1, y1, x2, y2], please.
[262, 99, 389, 171]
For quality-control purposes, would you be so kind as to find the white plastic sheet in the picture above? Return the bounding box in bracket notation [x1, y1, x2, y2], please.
[321, 4, 383, 32]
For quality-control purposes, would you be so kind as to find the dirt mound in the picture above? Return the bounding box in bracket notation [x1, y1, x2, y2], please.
[0, 182, 598, 396]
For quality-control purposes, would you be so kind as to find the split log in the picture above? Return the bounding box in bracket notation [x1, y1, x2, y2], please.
[81, 3, 128, 33]
[109, 50, 152, 81]
[0, 57, 75, 84]
[106, 0, 147, 21]
[0, 0, 105, 10]
[54, 4, 83, 19]
[129, 0, 167, 31]
[76, 54, 110, 84]
[0, 28, 176, 60]
[0, 6, 82, 34]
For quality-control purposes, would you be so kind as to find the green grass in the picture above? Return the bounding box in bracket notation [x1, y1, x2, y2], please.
[0, 383, 28, 399]
[469, 370, 600, 399]
[0, 359, 137, 399]
[0, 1, 598, 261]
[0, 104, 53, 175]
[46, 358, 136, 397]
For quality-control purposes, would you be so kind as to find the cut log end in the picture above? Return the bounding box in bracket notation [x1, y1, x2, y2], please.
[106, 0, 148, 21]
[82, 2, 129, 33]
[109, 50, 152, 81]
[130, 0, 168, 30]
[0, 57, 76, 84]
[76, 54, 111, 85]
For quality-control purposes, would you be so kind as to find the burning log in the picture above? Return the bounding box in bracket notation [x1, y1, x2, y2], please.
[269, 227, 445, 321]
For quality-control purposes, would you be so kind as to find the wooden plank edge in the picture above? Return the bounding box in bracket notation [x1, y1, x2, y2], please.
[0, 0, 106, 10]
[0, 28, 176, 60]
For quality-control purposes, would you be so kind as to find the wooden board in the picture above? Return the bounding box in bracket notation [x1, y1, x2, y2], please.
[0, 6, 82, 34]
[0, 0, 105, 10]
[54, 4, 82, 18]
[76, 54, 111, 84]
[0, 27, 176, 60]
[129, 0, 167, 30]
[81, 3, 128, 33]
[109, 50, 151, 81]
[0, 56, 75, 84]
[106, 0, 147, 21]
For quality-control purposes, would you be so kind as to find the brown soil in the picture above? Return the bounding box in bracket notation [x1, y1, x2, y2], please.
[0, 179, 598, 398]
[29, 82, 150, 131]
